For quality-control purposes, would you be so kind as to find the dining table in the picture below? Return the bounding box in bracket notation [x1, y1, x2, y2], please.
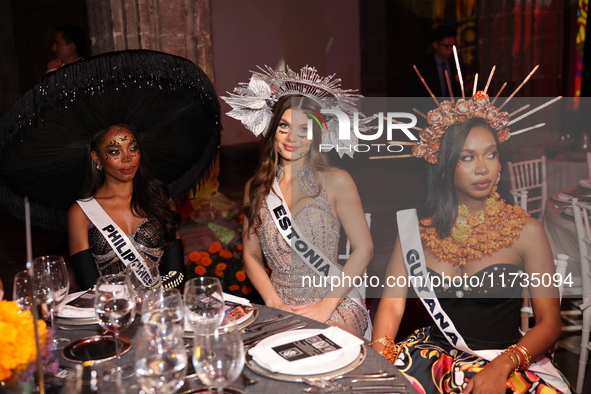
[51, 303, 416, 394]
[542, 185, 588, 297]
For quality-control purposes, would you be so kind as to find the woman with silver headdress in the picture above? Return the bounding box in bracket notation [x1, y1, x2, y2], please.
[223, 67, 373, 337]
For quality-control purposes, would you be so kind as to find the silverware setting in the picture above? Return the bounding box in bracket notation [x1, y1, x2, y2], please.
[304, 384, 408, 393]
[243, 320, 308, 347]
[244, 314, 293, 332]
[303, 370, 405, 394]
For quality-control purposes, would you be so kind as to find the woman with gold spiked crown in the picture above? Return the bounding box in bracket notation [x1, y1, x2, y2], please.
[371, 62, 571, 393]
[222, 66, 373, 338]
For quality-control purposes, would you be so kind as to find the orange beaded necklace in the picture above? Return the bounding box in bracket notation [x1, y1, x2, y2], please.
[419, 188, 529, 267]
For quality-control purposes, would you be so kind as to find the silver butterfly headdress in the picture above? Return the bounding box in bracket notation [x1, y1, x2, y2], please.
[222, 65, 372, 158]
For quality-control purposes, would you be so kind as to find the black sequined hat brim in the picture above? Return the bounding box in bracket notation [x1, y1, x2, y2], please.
[0, 50, 221, 231]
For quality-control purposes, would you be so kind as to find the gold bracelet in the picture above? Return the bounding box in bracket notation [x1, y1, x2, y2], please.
[369, 336, 396, 363]
[501, 348, 520, 374]
[510, 345, 532, 370]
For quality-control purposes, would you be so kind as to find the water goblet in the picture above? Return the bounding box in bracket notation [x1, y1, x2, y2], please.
[184, 277, 224, 333]
[135, 324, 187, 393]
[126, 261, 161, 313]
[94, 274, 136, 381]
[141, 288, 184, 336]
[13, 270, 32, 311]
[34, 255, 71, 348]
[192, 326, 245, 394]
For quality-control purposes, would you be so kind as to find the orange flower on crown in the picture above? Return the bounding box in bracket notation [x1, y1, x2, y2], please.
[219, 249, 233, 259]
[208, 241, 222, 254]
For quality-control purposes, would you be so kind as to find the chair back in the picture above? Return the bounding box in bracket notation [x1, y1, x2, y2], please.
[507, 156, 547, 219]
[587, 151, 591, 178]
[338, 213, 372, 261]
[510, 190, 528, 211]
[571, 199, 591, 299]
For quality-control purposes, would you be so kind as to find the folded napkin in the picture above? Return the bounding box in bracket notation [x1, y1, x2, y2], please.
[580, 179, 591, 189]
[248, 326, 363, 373]
[57, 291, 96, 318]
[556, 193, 573, 201]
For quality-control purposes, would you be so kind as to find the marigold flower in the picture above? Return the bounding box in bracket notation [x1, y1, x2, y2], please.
[194, 265, 206, 275]
[241, 286, 253, 295]
[200, 256, 213, 267]
[188, 251, 201, 263]
[219, 249, 233, 259]
[229, 285, 240, 291]
[235, 271, 247, 282]
[265, 268, 271, 275]
[208, 241, 222, 254]
[216, 263, 227, 271]
[215, 270, 224, 277]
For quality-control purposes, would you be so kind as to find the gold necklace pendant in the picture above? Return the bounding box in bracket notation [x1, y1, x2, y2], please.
[419, 190, 529, 267]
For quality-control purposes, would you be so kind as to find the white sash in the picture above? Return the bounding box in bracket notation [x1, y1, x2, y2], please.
[396, 209, 570, 394]
[266, 179, 372, 338]
[77, 198, 156, 288]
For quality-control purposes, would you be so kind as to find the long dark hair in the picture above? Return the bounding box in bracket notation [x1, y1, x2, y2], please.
[82, 124, 179, 244]
[420, 117, 515, 237]
[245, 95, 330, 231]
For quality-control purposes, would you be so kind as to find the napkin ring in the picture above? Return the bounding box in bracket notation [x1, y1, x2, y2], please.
[369, 335, 396, 363]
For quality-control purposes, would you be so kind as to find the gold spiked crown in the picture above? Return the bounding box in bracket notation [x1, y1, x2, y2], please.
[400, 48, 561, 164]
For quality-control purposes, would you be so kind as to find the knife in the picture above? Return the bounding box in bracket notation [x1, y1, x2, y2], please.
[243, 320, 307, 346]
[304, 384, 408, 393]
[305, 384, 408, 393]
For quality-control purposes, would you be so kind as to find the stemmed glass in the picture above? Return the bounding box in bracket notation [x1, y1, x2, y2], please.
[184, 277, 225, 333]
[34, 255, 70, 348]
[135, 324, 187, 393]
[13, 270, 33, 311]
[126, 262, 161, 313]
[141, 288, 184, 336]
[94, 274, 136, 380]
[192, 326, 245, 394]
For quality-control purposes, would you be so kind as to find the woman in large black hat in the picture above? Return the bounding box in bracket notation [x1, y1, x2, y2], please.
[0, 50, 221, 289]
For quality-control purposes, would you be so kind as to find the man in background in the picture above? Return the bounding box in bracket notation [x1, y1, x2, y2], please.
[47, 24, 87, 72]
[410, 25, 461, 98]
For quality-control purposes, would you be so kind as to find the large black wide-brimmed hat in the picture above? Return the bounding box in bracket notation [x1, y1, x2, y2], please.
[0, 50, 221, 231]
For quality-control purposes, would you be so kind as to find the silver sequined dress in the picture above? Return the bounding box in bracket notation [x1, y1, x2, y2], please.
[256, 175, 368, 336]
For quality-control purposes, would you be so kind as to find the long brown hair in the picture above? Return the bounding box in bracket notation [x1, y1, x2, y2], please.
[245, 95, 330, 231]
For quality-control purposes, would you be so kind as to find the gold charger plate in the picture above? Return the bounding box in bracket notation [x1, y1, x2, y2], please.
[245, 344, 366, 382]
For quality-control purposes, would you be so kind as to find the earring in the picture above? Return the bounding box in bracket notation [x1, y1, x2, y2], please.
[496, 164, 501, 185]
[96, 163, 103, 170]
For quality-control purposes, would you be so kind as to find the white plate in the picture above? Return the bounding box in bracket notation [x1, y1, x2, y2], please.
[250, 328, 361, 376]
[184, 304, 256, 332]
[57, 290, 96, 319]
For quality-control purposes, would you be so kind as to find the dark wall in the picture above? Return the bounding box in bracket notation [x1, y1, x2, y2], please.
[0, 0, 89, 115]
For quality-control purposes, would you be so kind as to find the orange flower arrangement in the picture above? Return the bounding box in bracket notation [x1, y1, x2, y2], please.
[188, 240, 254, 297]
[419, 188, 529, 267]
[0, 300, 57, 386]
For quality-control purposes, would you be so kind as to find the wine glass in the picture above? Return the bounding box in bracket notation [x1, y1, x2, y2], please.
[34, 255, 71, 348]
[192, 326, 245, 394]
[135, 324, 187, 393]
[184, 277, 225, 333]
[141, 288, 184, 336]
[94, 274, 136, 380]
[126, 262, 161, 313]
[13, 270, 32, 311]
